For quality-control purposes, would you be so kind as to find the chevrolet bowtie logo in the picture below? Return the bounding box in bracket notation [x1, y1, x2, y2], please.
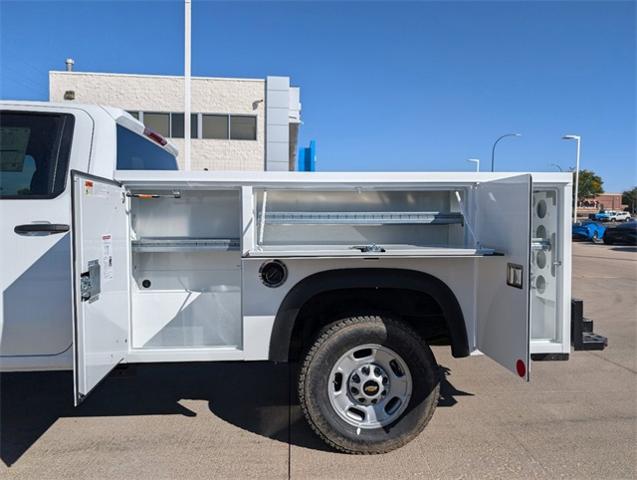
[364, 384, 379, 395]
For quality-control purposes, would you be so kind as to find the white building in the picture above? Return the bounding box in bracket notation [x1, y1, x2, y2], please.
[49, 70, 301, 171]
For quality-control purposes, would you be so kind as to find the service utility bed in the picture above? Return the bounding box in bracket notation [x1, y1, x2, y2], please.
[70, 170, 573, 404]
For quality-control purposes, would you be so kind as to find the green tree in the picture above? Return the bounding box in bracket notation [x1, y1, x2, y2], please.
[574, 169, 604, 200]
[622, 187, 637, 213]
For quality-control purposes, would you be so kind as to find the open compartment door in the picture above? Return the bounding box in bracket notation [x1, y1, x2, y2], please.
[476, 174, 532, 380]
[71, 171, 130, 404]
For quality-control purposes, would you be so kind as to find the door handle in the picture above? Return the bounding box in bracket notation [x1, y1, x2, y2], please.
[14, 224, 70, 236]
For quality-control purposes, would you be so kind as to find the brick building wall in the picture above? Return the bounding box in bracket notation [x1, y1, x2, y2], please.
[578, 193, 627, 212]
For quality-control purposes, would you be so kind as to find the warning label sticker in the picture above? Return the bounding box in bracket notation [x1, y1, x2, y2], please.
[102, 234, 113, 282]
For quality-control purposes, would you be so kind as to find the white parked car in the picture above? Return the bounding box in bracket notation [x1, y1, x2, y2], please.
[612, 211, 632, 222]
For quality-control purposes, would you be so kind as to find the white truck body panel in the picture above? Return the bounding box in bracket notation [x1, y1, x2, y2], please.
[71, 172, 130, 404]
[475, 174, 531, 378]
[0, 104, 94, 359]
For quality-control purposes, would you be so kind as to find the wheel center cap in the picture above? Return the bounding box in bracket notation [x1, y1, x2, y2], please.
[362, 380, 380, 397]
[348, 363, 389, 405]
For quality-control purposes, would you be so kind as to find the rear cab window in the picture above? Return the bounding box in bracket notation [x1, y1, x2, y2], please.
[116, 125, 178, 170]
[0, 111, 75, 198]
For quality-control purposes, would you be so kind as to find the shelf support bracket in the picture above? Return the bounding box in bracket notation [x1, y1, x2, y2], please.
[455, 191, 479, 249]
[258, 190, 268, 245]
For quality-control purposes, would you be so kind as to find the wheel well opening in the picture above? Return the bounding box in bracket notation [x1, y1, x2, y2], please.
[287, 288, 451, 362]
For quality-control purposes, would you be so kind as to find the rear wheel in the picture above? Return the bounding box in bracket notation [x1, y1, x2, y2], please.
[592, 232, 603, 244]
[298, 315, 440, 454]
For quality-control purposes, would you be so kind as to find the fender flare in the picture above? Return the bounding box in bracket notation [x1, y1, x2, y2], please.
[268, 268, 469, 361]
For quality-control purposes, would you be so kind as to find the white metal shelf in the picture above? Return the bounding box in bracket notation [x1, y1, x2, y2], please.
[258, 211, 464, 226]
[132, 237, 240, 253]
[248, 244, 495, 258]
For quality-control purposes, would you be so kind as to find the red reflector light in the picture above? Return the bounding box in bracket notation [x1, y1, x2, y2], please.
[143, 127, 168, 146]
[516, 359, 526, 378]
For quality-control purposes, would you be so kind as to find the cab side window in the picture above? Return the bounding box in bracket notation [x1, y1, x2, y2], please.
[116, 125, 178, 170]
[0, 111, 75, 198]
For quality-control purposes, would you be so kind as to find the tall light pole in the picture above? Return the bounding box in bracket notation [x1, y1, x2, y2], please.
[491, 133, 521, 172]
[184, 0, 192, 171]
[562, 134, 581, 223]
[467, 158, 480, 172]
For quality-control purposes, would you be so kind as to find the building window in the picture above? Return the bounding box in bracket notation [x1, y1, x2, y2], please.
[170, 113, 198, 139]
[230, 115, 257, 140]
[202, 114, 229, 139]
[136, 112, 256, 141]
[143, 112, 170, 137]
[127, 111, 140, 120]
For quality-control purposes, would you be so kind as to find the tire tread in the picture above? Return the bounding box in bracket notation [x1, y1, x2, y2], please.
[298, 315, 440, 454]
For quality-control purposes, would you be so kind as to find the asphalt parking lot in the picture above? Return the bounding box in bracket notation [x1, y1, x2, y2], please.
[1, 243, 635, 479]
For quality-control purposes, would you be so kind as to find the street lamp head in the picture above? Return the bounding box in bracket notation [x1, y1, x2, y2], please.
[466, 158, 480, 171]
[562, 134, 580, 140]
[490, 133, 522, 172]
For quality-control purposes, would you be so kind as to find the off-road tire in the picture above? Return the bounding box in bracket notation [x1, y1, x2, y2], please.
[298, 315, 440, 454]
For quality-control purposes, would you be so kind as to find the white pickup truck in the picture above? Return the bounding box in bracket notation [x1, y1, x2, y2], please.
[0, 101, 604, 454]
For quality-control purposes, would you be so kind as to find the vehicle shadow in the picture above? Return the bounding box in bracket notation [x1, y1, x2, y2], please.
[437, 366, 474, 407]
[1, 362, 470, 466]
[611, 246, 637, 252]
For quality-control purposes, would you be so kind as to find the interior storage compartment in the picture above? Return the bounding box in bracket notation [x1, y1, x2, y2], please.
[530, 189, 561, 344]
[129, 189, 242, 350]
[130, 189, 241, 246]
[252, 188, 484, 256]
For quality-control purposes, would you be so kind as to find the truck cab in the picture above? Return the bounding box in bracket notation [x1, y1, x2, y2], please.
[0, 101, 177, 371]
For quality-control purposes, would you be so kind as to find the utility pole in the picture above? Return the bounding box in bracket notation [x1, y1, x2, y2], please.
[562, 135, 581, 223]
[184, 0, 192, 171]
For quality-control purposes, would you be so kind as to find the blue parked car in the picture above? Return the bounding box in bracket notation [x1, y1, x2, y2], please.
[572, 220, 606, 243]
[593, 210, 612, 222]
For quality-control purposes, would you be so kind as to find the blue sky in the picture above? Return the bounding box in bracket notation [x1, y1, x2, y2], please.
[1, 1, 635, 192]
